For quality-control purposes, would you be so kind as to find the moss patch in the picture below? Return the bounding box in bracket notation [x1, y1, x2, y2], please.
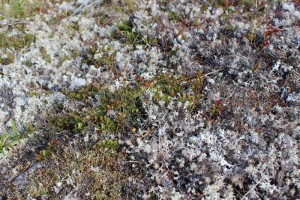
[0, 24, 35, 65]
[48, 70, 205, 137]
[0, 0, 46, 18]
[113, 20, 157, 47]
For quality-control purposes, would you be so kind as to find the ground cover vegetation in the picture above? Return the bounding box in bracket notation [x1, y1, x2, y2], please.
[0, 0, 299, 199]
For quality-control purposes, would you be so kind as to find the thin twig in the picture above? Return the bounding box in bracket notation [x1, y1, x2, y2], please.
[9, 162, 31, 183]
[241, 177, 263, 200]
[71, 0, 103, 16]
[0, 14, 28, 25]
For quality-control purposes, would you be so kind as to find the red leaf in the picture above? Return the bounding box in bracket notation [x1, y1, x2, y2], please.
[263, 40, 270, 47]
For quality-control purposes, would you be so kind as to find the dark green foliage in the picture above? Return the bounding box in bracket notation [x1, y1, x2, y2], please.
[50, 71, 205, 136]
[98, 139, 119, 150]
[114, 20, 157, 47]
[0, 25, 35, 65]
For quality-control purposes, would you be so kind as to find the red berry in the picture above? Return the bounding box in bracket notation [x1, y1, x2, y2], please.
[273, 27, 279, 33]
[216, 100, 222, 106]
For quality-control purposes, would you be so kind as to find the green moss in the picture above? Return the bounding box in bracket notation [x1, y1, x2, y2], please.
[28, 185, 49, 197]
[80, 44, 117, 70]
[0, 26, 35, 65]
[29, 91, 40, 97]
[84, 86, 144, 134]
[213, 0, 227, 7]
[238, 0, 255, 7]
[99, 139, 119, 150]
[150, 72, 205, 110]
[51, 71, 205, 136]
[168, 11, 183, 21]
[12, 0, 25, 18]
[251, 63, 259, 73]
[219, 24, 238, 38]
[0, 0, 45, 19]
[39, 47, 52, 63]
[64, 82, 101, 102]
[114, 20, 157, 47]
[117, 20, 133, 32]
[111, 0, 138, 14]
[95, 48, 117, 69]
[202, 3, 209, 11]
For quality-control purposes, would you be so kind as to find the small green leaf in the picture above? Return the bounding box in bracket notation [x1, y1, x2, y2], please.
[10, 119, 19, 136]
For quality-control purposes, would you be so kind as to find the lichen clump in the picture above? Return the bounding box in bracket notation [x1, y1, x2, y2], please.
[1, 0, 300, 199]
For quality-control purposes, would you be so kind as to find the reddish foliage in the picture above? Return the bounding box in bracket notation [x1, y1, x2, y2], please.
[263, 40, 270, 47]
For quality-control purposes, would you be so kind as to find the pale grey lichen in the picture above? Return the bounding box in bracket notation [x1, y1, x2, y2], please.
[1, 0, 300, 199]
